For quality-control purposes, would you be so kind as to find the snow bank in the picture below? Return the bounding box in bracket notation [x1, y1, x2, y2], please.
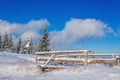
[0, 52, 41, 80]
[0, 52, 120, 80]
[39, 64, 120, 80]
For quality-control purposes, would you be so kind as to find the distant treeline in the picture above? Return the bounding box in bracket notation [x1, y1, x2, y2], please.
[0, 27, 50, 54]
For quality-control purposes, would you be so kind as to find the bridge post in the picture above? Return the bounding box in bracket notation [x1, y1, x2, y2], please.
[78, 52, 82, 59]
[92, 51, 94, 59]
[84, 51, 88, 66]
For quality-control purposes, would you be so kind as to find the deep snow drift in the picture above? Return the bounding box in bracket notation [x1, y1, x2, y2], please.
[0, 52, 120, 80]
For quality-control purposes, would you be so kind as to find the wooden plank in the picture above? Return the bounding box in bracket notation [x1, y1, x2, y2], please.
[36, 53, 120, 57]
[36, 50, 91, 55]
[88, 54, 118, 56]
[36, 58, 85, 63]
[43, 54, 55, 67]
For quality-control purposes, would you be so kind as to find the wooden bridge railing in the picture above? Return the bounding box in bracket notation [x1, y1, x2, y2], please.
[35, 50, 120, 68]
[36, 50, 91, 66]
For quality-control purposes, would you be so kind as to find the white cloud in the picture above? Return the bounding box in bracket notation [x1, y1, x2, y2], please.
[0, 19, 49, 41]
[50, 18, 114, 50]
[20, 31, 39, 41]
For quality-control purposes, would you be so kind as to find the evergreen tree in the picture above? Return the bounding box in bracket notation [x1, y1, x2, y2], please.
[16, 38, 22, 53]
[20, 43, 25, 53]
[3, 32, 9, 51]
[37, 38, 41, 52]
[22, 38, 30, 54]
[38, 26, 50, 52]
[34, 41, 39, 52]
[28, 37, 33, 54]
[9, 35, 14, 52]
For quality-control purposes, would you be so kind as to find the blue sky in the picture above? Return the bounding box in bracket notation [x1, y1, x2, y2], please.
[0, 0, 120, 53]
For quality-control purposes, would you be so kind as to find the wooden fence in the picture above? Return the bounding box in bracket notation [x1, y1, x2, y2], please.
[35, 50, 120, 70]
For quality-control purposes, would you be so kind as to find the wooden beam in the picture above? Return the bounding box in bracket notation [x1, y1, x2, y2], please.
[36, 50, 91, 55]
[43, 54, 55, 67]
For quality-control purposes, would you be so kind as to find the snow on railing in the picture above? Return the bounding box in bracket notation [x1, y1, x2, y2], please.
[35, 50, 120, 68]
[36, 50, 91, 54]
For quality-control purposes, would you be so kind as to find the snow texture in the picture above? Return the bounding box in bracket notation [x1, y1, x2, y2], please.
[0, 52, 120, 80]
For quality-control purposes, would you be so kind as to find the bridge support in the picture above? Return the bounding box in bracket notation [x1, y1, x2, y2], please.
[84, 52, 88, 66]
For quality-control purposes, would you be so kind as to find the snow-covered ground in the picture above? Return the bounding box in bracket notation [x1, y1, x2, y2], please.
[0, 52, 120, 80]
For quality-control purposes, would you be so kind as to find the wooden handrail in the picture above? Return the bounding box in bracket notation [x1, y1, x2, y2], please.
[35, 50, 120, 67]
[36, 50, 91, 55]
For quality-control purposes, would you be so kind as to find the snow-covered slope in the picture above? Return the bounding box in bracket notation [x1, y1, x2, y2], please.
[0, 52, 120, 80]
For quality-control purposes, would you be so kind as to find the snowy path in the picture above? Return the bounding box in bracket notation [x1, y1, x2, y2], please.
[0, 52, 120, 80]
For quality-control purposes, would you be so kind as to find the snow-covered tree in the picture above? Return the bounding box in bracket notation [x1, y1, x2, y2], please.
[28, 37, 34, 54]
[16, 38, 22, 53]
[3, 32, 9, 51]
[22, 38, 31, 54]
[9, 35, 14, 52]
[38, 26, 50, 52]
[23, 37, 34, 54]
[33, 41, 39, 53]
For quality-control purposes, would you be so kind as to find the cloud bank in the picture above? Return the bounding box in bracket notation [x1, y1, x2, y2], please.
[50, 18, 114, 50]
[0, 18, 115, 50]
[0, 19, 49, 41]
